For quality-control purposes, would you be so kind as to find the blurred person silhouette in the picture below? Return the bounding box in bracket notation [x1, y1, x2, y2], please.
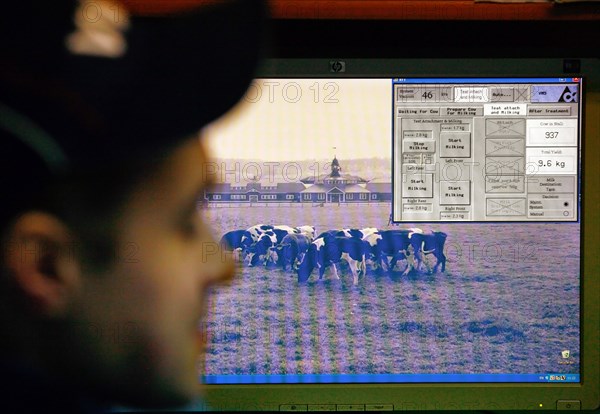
[0, 1, 266, 412]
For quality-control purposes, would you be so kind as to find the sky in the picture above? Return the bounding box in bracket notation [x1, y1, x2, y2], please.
[203, 79, 393, 161]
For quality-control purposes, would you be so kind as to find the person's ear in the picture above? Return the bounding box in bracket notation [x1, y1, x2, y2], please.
[4, 211, 82, 318]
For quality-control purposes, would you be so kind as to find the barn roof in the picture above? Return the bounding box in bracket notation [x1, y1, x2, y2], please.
[366, 182, 392, 193]
[300, 173, 368, 184]
[299, 156, 368, 184]
[368, 177, 392, 183]
[344, 184, 371, 193]
[301, 184, 328, 193]
[208, 182, 306, 194]
[276, 182, 307, 192]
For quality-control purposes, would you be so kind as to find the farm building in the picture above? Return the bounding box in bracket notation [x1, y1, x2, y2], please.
[204, 156, 391, 204]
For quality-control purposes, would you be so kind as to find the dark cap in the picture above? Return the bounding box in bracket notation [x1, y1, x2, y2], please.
[0, 0, 267, 173]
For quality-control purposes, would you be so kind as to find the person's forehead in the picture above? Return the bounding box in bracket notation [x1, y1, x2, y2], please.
[159, 138, 212, 191]
[124, 138, 212, 211]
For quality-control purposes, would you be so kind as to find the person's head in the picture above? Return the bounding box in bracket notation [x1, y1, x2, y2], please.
[0, 0, 266, 408]
[1, 136, 234, 407]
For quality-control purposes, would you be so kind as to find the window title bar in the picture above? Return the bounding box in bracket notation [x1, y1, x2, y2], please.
[393, 78, 581, 84]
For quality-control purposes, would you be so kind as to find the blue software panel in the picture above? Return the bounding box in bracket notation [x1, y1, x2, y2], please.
[203, 373, 580, 384]
[391, 77, 582, 223]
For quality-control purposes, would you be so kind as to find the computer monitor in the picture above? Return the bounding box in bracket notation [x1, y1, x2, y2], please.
[198, 58, 599, 411]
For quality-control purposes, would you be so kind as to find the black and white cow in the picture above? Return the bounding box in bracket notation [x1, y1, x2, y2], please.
[271, 225, 298, 246]
[241, 224, 274, 245]
[295, 225, 316, 241]
[240, 224, 274, 261]
[276, 233, 311, 271]
[362, 229, 413, 274]
[408, 231, 448, 273]
[245, 231, 278, 267]
[316, 229, 358, 240]
[316, 229, 341, 240]
[339, 227, 379, 240]
[219, 229, 246, 262]
[359, 227, 379, 239]
[317, 227, 378, 242]
[240, 224, 310, 266]
[363, 229, 447, 275]
[264, 225, 302, 266]
[297, 235, 366, 285]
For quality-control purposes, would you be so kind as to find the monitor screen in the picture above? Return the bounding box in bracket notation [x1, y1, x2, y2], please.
[197, 59, 598, 411]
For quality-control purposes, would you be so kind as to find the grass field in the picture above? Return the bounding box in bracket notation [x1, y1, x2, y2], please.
[200, 203, 580, 378]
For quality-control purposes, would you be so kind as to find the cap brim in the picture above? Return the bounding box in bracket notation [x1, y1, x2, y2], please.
[1, 0, 267, 169]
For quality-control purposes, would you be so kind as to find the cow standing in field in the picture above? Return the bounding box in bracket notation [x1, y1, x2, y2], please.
[359, 227, 379, 239]
[340, 227, 379, 240]
[316, 229, 341, 240]
[272, 224, 296, 233]
[276, 233, 311, 271]
[240, 224, 315, 267]
[313, 228, 377, 274]
[267, 225, 303, 267]
[409, 231, 448, 273]
[239, 224, 274, 262]
[271, 225, 298, 245]
[363, 229, 447, 275]
[245, 231, 278, 267]
[362, 229, 413, 274]
[244, 225, 299, 267]
[297, 234, 366, 285]
[295, 225, 316, 241]
[241, 224, 274, 246]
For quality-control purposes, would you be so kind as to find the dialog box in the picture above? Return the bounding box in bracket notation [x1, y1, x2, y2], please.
[392, 78, 582, 222]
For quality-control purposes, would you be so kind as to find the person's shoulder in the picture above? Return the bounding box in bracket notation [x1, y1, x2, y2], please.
[0, 358, 110, 414]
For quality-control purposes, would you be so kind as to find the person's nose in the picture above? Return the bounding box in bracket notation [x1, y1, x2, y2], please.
[200, 235, 236, 287]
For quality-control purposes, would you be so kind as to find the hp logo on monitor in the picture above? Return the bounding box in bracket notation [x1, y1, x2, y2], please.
[330, 60, 346, 73]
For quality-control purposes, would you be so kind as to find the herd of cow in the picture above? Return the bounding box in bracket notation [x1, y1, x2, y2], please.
[219, 224, 448, 285]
